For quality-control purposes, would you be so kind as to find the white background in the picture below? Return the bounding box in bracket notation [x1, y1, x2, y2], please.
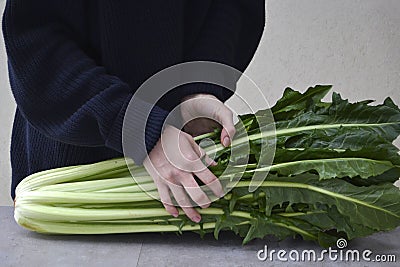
[1, 0, 399, 206]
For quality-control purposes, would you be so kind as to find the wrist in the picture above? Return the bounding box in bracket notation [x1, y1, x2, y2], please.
[181, 93, 216, 102]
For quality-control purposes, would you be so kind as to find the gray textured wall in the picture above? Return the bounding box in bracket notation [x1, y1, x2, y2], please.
[0, 0, 16, 206]
[1, 0, 399, 206]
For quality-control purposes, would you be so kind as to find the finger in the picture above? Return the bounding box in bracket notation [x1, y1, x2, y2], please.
[194, 167, 224, 198]
[179, 173, 211, 208]
[152, 175, 179, 217]
[186, 141, 223, 197]
[216, 108, 236, 147]
[189, 139, 217, 166]
[185, 142, 224, 197]
[169, 183, 201, 223]
[204, 154, 217, 166]
[221, 126, 235, 147]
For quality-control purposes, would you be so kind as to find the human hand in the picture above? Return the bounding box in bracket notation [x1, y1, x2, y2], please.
[143, 125, 224, 223]
[180, 94, 236, 147]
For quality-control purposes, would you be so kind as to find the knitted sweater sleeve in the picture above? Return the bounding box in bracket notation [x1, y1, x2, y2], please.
[2, 0, 167, 164]
[180, 0, 265, 103]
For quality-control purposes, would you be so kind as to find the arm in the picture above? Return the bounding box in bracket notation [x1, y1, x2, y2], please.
[143, 1, 265, 221]
[180, 0, 265, 143]
[2, 0, 166, 164]
[180, 0, 265, 103]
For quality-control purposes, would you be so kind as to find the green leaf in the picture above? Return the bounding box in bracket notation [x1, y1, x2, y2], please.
[277, 204, 376, 240]
[273, 146, 400, 166]
[260, 158, 395, 179]
[273, 92, 400, 146]
[271, 85, 332, 121]
[232, 174, 400, 231]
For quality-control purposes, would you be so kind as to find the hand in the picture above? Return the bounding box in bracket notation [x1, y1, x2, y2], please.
[180, 94, 236, 147]
[143, 125, 224, 223]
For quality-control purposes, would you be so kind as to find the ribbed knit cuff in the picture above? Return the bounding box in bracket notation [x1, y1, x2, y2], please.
[105, 96, 172, 165]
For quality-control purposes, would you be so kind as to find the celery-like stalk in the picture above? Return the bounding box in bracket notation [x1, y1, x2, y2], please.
[14, 86, 400, 247]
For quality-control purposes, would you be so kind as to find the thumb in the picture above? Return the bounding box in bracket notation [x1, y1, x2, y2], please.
[217, 108, 236, 147]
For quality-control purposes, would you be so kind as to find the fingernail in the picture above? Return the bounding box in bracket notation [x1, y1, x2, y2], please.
[172, 212, 179, 218]
[223, 136, 230, 147]
[193, 216, 201, 223]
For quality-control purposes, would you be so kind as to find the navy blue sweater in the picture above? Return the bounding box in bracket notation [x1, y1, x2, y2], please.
[2, 0, 265, 199]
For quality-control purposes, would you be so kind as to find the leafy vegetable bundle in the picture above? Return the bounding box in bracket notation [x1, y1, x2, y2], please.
[14, 85, 400, 247]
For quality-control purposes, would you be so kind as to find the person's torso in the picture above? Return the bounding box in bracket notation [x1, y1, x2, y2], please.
[63, 1, 212, 93]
